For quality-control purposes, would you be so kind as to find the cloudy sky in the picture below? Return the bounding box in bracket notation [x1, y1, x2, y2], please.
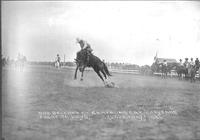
[2, 1, 200, 65]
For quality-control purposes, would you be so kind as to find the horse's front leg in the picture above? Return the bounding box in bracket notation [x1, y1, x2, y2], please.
[74, 66, 78, 80]
[80, 66, 86, 81]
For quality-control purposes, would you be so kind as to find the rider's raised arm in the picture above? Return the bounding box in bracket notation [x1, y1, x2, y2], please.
[83, 40, 88, 49]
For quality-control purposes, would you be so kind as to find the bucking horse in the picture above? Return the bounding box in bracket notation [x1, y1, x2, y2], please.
[74, 49, 112, 85]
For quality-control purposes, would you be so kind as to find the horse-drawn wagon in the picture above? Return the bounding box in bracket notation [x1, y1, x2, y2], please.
[151, 58, 178, 77]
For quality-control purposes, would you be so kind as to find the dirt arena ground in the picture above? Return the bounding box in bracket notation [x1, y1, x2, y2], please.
[2, 65, 200, 140]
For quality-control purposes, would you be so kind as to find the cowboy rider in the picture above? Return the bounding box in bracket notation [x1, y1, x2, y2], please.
[56, 54, 61, 64]
[76, 38, 93, 65]
[195, 58, 199, 70]
[179, 59, 184, 66]
[184, 58, 189, 67]
[189, 58, 195, 67]
[163, 59, 167, 66]
[76, 38, 93, 52]
[184, 58, 189, 74]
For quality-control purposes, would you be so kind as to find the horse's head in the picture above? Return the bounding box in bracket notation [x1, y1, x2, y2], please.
[74, 59, 83, 72]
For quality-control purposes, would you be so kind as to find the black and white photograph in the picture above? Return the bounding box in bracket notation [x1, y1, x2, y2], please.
[2, 1, 200, 140]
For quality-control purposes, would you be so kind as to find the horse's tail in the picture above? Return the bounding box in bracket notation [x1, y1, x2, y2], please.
[103, 62, 112, 76]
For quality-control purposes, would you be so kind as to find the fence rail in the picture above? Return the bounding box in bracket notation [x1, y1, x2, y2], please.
[62, 66, 140, 74]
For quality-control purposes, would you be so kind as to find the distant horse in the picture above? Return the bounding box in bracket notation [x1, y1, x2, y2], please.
[55, 61, 60, 68]
[157, 63, 167, 78]
[154, 62, 177, 79]
[188, 65, 196, 83]
[158, 63, 177, 78]
[175, 65, 187, 80]
[74, 49, 112, 84]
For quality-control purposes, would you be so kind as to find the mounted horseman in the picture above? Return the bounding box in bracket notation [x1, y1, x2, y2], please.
[74, 38, 112, 85]
[176, 59, 187, 80]
[183, 58, 189, 77]
[188, 58, 196, 82]
[74, 38, 93, 79]
[174, 58, 197, 82]
[76, 38, 93, 65]
[195, 58, 199, 71]
[55, 54, 61, 68]
[161, 59, 168, 78]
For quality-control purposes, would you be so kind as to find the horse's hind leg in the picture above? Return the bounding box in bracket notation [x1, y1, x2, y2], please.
[94, 69, 104, 82]
[100, 69, 107, 79]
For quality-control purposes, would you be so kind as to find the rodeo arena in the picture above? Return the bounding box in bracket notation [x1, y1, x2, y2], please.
[2, 38, 200, 140]
[2, 1, 200, 140]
